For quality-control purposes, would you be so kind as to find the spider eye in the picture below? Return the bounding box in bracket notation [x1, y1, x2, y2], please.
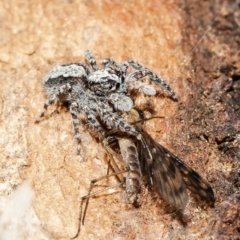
[116, 82, 120, 89]
[110, 82, 120, 91]
[107, 80, 120, 91]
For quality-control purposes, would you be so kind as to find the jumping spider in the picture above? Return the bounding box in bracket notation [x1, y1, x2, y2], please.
[38, 50, 177, 154]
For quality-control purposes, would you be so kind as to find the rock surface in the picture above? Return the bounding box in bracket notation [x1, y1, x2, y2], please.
[0, 0, 239, 239]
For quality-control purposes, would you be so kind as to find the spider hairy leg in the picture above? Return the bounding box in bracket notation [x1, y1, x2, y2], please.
[102, 58, 120, 68]
[127, 60, 178, 101]
[36, 82, 72, 122]
[84, 50, 98, 71]
[69, 102, 82, 155]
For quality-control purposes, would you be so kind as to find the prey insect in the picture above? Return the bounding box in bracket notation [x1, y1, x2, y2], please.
[106, 109, 215, 209]
[74, 109, 215, 237]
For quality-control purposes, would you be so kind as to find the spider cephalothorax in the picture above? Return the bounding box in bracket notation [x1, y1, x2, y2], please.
[38, 50, 177, 154]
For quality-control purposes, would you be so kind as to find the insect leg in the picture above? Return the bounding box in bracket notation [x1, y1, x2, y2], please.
[73, 165, 128, 238]
[104, 134, 142, 204]
[73, 172, 126, 238]
[83, 108, 105, 135]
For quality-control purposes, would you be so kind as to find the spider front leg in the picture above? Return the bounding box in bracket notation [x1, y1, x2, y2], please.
[102, 59, 129, 80]
[95, 101, 139, 137]
[84, 50, 98, 71]
[101, 58, 120, 69]
[127, 60, 178, 101]
[101, 59, 130, 95]
[38, 96, 57, 119]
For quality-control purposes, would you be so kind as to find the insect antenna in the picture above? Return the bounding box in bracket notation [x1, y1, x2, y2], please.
[168, 16, 218, 99]
[182, 16, 218, 66]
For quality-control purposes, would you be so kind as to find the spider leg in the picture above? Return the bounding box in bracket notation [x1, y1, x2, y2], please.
[84, 50, 98, 71]
[38, 96, 57, 118]
[82, 107, 105, 135]
[102, 59, 129, 83]
[101, 58, 120, 69]
[95, 101, 139, 136]
[103, 112, 139, 137]
[36, 83, 72, 121]
[69, 102, 82, 155]
[119, 62, 129, 81]
[127, 60, 178, 101]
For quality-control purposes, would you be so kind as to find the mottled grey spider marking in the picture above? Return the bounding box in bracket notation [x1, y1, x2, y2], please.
[37, 50, 177, 153]
[101, 58, 121, 69]
[44, 64, 89, 82]
[40, 63, 90, 118]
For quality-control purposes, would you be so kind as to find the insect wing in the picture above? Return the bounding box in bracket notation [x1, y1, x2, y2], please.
[138, 129, 215, 208]
[137, 129, 188, 210]
[161, 143, 215, 205]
